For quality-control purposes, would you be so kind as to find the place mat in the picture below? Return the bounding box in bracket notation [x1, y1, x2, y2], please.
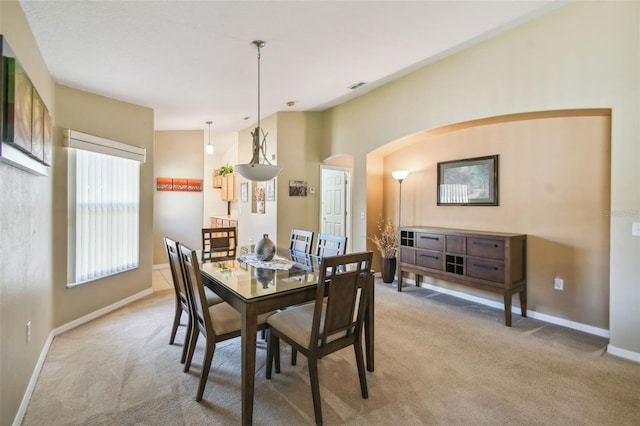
[238, 253, 295, 270]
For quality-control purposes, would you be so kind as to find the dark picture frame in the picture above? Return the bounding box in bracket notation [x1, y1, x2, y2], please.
[437, 155, 498, 206]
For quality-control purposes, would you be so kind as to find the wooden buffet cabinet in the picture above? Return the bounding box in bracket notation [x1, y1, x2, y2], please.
[398, 226, 527, 326]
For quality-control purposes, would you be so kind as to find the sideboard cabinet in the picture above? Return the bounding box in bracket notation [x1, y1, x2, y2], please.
[398, 226, 527, 326]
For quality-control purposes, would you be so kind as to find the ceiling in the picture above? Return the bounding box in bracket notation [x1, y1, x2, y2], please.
[19, 0, 565, 139]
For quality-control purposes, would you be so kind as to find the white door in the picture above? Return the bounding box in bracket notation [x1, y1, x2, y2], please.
[320, 168, 349, 247]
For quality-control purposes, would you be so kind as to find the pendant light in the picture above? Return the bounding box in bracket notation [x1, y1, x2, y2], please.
[205, 121, 214, 155]
[235, 40, 282, 182]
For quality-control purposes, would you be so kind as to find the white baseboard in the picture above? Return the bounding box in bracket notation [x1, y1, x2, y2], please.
[14, 287, 154, 425]
[13, 331, 55, 426]
[153, 263, 169, 269]
[406, 278, 610, 338]
[607, 344, 640, 363]
[54, 288, 153, 336]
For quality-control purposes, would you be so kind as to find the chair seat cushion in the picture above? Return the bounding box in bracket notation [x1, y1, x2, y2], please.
[209, 302, 274, 336]
[268, 303, 344, 348]
[204, 286, 224, 306]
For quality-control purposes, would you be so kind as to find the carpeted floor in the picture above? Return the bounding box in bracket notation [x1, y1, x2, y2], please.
[23, 274, 640, 425]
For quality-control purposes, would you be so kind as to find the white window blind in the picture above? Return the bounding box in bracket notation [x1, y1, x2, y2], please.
[67, 131, 144, 286]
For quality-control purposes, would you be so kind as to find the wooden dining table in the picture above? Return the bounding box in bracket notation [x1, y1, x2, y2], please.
[199, 246, 375, 426]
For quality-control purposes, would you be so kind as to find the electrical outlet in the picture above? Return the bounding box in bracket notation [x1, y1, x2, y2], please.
[26, 321, 31, 343]
[554, 277, 564, 291]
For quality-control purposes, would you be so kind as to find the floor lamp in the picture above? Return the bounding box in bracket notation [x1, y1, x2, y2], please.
[392, 170, 409, 286]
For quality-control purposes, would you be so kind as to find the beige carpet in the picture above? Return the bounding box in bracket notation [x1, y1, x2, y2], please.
[23, 278, 640, 425]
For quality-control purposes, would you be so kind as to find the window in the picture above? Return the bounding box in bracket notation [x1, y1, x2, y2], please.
[65, 129, 145, 286]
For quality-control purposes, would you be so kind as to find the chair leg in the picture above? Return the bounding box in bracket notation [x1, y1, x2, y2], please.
[266, 332, 275, 379]
[291, 348, 297, 365]
[169, 303, 182, 344]
[180, 313, 193, 364]
[196, 337, 216, 402]
[354, 340, 369, 399]
[184, 326, 199, 373]
[308, 357, 323, 426]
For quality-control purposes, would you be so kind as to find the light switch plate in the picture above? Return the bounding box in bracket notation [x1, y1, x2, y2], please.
[632, 222, 640, 237]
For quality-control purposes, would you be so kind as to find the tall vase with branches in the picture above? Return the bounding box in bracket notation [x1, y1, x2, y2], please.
[370, 217, 398, 283]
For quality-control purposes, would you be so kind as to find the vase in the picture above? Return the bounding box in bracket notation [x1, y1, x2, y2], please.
[255, 233, 275, 261]
[381, 256, 397, 283]
[254, 268, 274, 288]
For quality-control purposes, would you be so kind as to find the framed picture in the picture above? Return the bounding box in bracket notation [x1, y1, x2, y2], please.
[240, 182, 248, 202]
[437, 155, 498, 206]
[289, 180, 308, 197]
[265, 179, 275, 201]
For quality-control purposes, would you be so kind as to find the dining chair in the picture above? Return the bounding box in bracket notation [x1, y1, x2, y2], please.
[289, 229, 315, 254]
[178, 243, 273, 402]
[164, 237, 224, 364]
[201, 226, 237, 262]
[289, 233, 347, 366]
[315, 233, 348, 257]
[265, 251, 373, 426]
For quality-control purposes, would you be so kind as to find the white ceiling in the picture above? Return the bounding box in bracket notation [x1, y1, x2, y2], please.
[19, 0, 565, 137]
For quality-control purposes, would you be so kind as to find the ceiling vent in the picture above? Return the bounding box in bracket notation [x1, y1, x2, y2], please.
[347, 81, 367, 90]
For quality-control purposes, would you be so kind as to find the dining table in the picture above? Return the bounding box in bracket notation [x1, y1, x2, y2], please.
[199, 246, 375, 426]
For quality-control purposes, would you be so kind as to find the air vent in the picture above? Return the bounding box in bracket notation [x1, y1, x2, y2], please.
[347, 81, 367, 90]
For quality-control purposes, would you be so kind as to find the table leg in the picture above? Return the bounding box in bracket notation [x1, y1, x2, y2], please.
[241, 305, 258, 425]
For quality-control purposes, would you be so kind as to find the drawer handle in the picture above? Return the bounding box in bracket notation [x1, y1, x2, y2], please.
[419, 254, 439, 260]
[472, 241, 499, 248]
[473, 263, 499, 271]
[420, 236, 440, 241]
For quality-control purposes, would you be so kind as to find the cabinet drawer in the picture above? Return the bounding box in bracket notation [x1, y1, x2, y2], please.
[416, 249, 443, 270]
[416, 233, 444, 250]
[400, 246, 416, 264]
[466, 237, 504, 260]
[446, 235, 465, 254]
[466, 259, 504, 283]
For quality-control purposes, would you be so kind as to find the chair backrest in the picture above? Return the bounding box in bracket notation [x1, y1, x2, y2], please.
[202, 227, 237, 261]
[179, 243, 214, 337]
[289, 229, 314, 254]
[164, 237, 189, 307]
[315, 233, 347, 257]
[310, 251, 372, 353]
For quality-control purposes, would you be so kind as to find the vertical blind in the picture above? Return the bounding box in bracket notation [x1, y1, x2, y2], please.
[73, 149, 140, 284]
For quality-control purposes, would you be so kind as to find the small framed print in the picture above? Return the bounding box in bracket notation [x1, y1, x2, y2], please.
[265, 179, 275, 201]
[240, 182, 248, 202]
[437, 155, 498, 206]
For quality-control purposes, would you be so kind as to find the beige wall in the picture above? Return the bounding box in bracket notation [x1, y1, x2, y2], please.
[374, 111, 610, 328]
[0, 2, 55, 424]
[325, 2, 639, 354]
[153, 130, 205, 264]
[53, 85, 155, 326]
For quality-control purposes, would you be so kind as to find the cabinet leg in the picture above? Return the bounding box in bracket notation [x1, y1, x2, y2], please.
[415, 274, 422, 287]
[503, 293, 512, 327]
[397, 270, 403, 292]
[519, 288, 527, 318]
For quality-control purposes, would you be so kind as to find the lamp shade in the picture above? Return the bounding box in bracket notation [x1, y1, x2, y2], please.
[235, 163, 282, 182]
[392, 170, 409, 181]
[205, 144, 214, 155]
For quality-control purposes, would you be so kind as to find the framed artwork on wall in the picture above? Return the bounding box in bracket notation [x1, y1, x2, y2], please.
[240, 182, 248, 202]
[265, 179, 275, 201]
[437, 155, 498, 206]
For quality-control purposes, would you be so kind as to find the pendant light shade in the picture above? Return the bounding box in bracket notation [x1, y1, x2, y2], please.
[205, 121, 214, 155]
[235, 40, 282, 182]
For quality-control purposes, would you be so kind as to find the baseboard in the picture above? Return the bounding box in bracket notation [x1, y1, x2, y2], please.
[54, 288, 153, 336]
[405, 278, 611, 338]
[14, 287, 154, 425]
[153, 263, 169, 269]
[12, 331, 54, 426]
[607, 344, 640, 363]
